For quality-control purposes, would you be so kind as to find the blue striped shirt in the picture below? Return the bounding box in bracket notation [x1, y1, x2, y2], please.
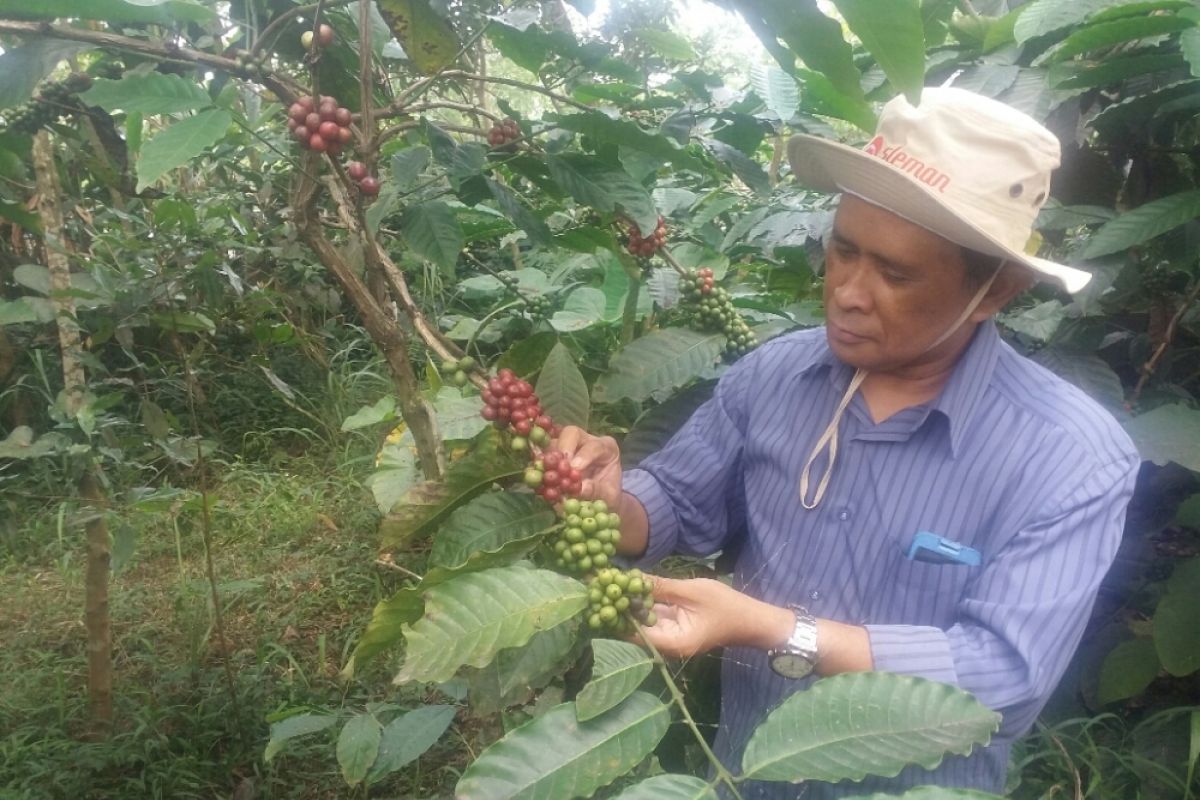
[623, 321, 1139, 798]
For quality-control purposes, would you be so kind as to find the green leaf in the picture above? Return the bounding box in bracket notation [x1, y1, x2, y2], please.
[149, 311, 216, 335]
[0, 40, 91, 109]
[740, 672, 1001, 783]
[553, 111, 701, 171]
[376, 0, 462, 74]
[366, 705, 456, 784]
[455, 692, 670, 799]
[749, 62, 800, 121]
[832, 0, 925, 103]
[1000, 300, 1065, 342]
[611, 774, 718, 799]
[1013, 0, 1125, 45]
[342, 396, 398, 432]
[795, 67, 877, 131]
[575, 640, 653, 722]
[429, 492, 555, 570]
[0, 0, 213, 23]
[369, 430, 421, 514]
[1154, 558, 1200, 676]
[467, 620, 580, 714]
[0, 297, 54, 326]
[638, 29, 697, 61]
[337, 713, 382, 786]
[80, 73, 211, 116]
[1098, 638, 1161, 703]
[379, 429, 527, 549]
[487, 179, 553, 246]
[136, 109, 232, 192]
[264, 713, 338, 761]
[0, 426, 69, 460]
[345, 537, 543, 675]
[535, 342, 590, 429]
[400, 201, 464, 273]
[550, 288, 608, 333]
[1079, 189, 1200, 259]
[621, 381, 716, 468]
[702, 139, 770, 196]
[844, 789, 1005, 800]
[546, 154, 658, 237]
[1184, 26, 1200, 77]
[593, 328, 724, 404]
[392, 146, 432, 189]
[1124, 404, 1200, 472]
[1046, 15, 1198, 63]
[734, 0, 865, 102]
[1049, 53, 1185, 89]
[395, 566, 588, 684]
[498, 333, 560, 377]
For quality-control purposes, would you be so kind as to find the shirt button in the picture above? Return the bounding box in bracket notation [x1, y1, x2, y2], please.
[809, 590, 821, 601]
[837, 508, 851, 521]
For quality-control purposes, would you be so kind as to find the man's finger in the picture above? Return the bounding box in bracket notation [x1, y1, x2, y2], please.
[552, 424, 586, 457]
[644, 575, 689, 603]
[569, 437, 613, 472]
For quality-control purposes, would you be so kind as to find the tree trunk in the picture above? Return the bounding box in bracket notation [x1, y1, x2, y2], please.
[33, 130, 114, 732]
[292, 174, 446, 480]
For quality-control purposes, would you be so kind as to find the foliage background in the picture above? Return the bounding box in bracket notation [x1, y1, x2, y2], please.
[1, 0, 1199, 797]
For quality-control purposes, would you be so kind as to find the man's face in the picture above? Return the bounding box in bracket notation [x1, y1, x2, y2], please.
[822, 194, 982, 373]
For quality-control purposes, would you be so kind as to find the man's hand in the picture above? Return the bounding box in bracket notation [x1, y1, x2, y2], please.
[553, 425, 623, 509]
[637, 576, 795, 658]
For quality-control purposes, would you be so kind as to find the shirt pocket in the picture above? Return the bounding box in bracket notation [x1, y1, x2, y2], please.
[884, 529, 982, 603]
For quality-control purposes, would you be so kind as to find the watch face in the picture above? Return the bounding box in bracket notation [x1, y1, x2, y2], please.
[770, 652, 814, 679]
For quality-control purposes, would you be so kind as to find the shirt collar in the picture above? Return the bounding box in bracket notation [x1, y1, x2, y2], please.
[804, 320, 1002, 457]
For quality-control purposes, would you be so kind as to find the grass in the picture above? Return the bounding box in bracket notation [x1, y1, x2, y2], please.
[0, 453, 461, 800]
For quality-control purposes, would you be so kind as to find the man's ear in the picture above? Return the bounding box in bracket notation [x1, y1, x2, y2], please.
[971, 262, 1036, 322]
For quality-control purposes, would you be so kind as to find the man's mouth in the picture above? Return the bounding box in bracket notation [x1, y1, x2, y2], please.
[827, 320, 870, 344]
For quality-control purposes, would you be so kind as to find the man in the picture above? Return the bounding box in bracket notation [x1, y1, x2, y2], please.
[556, 87, 1139, 797]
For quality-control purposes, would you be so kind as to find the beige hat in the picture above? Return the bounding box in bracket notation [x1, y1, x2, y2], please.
[786, 87, 1091, 293]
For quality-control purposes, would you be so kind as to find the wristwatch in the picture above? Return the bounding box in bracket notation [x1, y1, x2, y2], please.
[767, 606, 819, 679]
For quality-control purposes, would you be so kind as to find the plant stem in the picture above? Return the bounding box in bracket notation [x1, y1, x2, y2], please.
[1130, 279, 1200, 406]
[621, 268, 641, 345]
[634, 625, 745, 800]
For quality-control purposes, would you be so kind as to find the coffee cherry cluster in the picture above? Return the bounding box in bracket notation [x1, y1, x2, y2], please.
[286, 95, 353, 155]
[524, 449, 582, 504]
[487, 117, 522, 148]
[586, 568, 656, 633]
[681, 268, 758, 360]
[626, 216, 667, 258]
[549, 498, 617, 573]
[346, 161, 380, 196]
[440, 355, 475, 387]
[481, 368, 564, 452]
[4, 74, 92, 135]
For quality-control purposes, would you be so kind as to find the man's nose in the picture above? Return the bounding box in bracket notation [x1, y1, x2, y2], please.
[831, 268, 872, 314]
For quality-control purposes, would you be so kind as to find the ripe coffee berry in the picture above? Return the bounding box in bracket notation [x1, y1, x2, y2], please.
[487, 117, 522, 148]
[625, 216, 667, 258]
[358, 176, 381, 196]
[347, 161, 368, 181]
[287, 94, 353, 154]
[301, 23, 334, 49]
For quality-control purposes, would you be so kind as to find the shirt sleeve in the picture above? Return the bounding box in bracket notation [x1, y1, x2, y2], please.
[622, 352, 757, 566]
[865, 452, 1138, 734]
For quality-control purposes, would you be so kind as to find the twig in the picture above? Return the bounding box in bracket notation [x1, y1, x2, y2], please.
[633, 624, 745, 800]
[250, 0, 356, 57]
[657, 245, 691, 277]
[374, 558, 422, 580]
[1046, 730, 1083, 800]
[1130, 280, 1200, 405]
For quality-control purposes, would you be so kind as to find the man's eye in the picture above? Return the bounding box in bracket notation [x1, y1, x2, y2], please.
[881, 268, 910, 284]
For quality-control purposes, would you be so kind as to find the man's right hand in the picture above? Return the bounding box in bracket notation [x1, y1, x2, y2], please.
[553, 426, 651, 558]
[552, 425, 623, 510]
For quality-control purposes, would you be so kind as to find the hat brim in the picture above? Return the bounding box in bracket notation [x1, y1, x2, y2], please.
[786, 134, 1092, 293]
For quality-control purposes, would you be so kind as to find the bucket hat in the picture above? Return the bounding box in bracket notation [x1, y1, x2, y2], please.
[786, 87, 1091, 293]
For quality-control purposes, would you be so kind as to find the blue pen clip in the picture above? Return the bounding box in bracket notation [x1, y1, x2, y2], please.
[906, 531, 981, 566]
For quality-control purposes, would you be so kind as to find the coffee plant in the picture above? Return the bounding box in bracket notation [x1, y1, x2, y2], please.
[3, 0, 1200, 796]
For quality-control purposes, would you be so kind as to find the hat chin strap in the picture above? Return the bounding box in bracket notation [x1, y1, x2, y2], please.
[798, 267, 1002, 510]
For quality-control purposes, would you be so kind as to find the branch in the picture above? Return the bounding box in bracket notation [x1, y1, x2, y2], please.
[1130, 280, 1200, 405]
[633, 624, 745, 800]
[389, 70, 594, 114]
[250, 0, 356, 56]
[0, 20, 308, 103]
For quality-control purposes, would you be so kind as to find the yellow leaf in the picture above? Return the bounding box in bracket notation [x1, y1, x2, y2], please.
[376, 0, 461, 75]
